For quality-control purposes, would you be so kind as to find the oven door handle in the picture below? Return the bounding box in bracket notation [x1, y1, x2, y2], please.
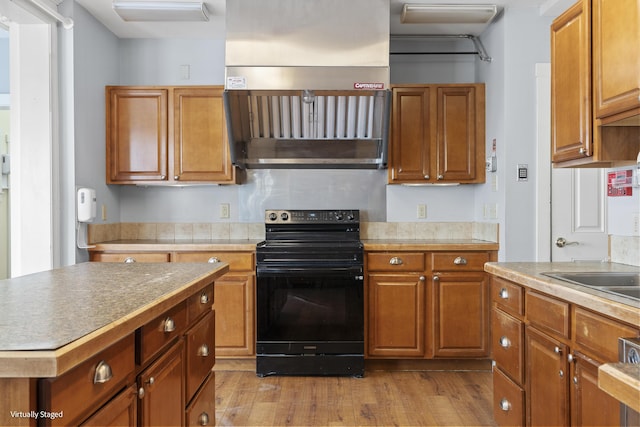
[257, 266, 363, 278]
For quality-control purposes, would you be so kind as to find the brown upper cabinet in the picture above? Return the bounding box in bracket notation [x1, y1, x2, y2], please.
[551, 0, 640, 167]
[389, 84, 486, 184]
[106, 86, 237, 184]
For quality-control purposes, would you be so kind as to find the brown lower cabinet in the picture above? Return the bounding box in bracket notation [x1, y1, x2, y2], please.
[490, 275, 639, 427]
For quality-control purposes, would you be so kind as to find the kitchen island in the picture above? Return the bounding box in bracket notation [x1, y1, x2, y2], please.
[485, 261, 639, 427]
[0, 261, 228, 427]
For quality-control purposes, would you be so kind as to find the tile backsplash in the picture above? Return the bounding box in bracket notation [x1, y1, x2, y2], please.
[609, 235, 640, 267]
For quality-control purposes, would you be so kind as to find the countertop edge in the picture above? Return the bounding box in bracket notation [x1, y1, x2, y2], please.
[598, 363, 640, 413]
[0, 263, 229, 378]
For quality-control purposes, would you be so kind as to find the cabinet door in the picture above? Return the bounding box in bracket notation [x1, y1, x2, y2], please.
[214, 274, 255, 357]
[80, 385, 137, 427]
[106, 87, 169, 183]
[389, 86, 432, 183]
[432, 273, 488, 357]
[367, 273, 426, 357]
[593, 0, 640, 118]
[526, 327, 570, 427]
[571, 352, 621, 427]
[550, 0, 592, 163]
[435, 86, 484, 183]
[173, 87, 235, 183]
[138, 340, 185, 427]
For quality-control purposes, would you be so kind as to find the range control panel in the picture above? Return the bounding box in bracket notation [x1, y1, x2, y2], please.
[265, 209, 359, 224]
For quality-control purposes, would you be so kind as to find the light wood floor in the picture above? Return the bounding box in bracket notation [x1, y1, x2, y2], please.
[215, 366, 496, 426]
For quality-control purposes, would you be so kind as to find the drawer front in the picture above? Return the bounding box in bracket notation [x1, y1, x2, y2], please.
[574, 307, 639, 362]
[493, 367, 525, 427]
[138, 301, 188, 366]
[41, 334, 135, 427]
[90, 252, 170, 263]
[526, 290, 569, 338]
[174, 251, 254, 272]
[431, 252, 489, 272]
[491, 277, 524, 317]
[186, 371, 215, 427]
[366, 252, 425, 272]
[187, 283, 214, 323]
[80, 384, 137, 427]
[492, 308, 524, 384]
[185, 310, 215, 402]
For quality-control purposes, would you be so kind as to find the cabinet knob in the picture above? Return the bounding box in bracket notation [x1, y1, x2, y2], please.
[160, 175, 166, 180]
[573, 376, 578, 385]
[499, 398, 511, 412]
[389, 257, 403, 265]
[453, 256, 467, 265]
[200, 292, 210, 304]
[198, 412, 210, 426]
[567, 353, 575, 363]
[124, 257, 136, 263]
[554, 346, 562, 354]
[208, 257, 220, 263]
[93, 360, 113, 384]
[433, 275, 440, 282]
[424, 174, 430, 180]
[559, 370, 564, 378]
[499, 336, 511, 349]
[578, 147, 586, 155]
[163, 317, 176, 333]
[499, 288, 509, 299]
[197, 344, 210, 357]
[146, 377, 155, 386]
[437, 174, 444, 180]
[419, 276, 426, 281]
[174, 175, 180, 180]
[138, 387, 145, 399]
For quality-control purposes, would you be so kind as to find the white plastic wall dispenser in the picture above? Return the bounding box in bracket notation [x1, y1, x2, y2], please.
[77, 187, 96, 223]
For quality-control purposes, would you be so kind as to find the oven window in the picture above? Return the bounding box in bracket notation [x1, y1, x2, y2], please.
[257, 275, 363, 342]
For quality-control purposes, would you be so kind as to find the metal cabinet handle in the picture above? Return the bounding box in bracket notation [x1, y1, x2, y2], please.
[578, 147, 586, 155]
[419, 276, 426, 281]
[499, 336, 511, 349]
[138, 376, 155, 399]
[146, 377, 155, 386]
[499, 398, 511, 412]
[433, 275, 440, 282]
[208, 257, 220, 263]
[200, 292, 209, 304]
[197, 344, 210, 357]
[174, 175, 180, 180]
[573, 376, 578, 385]
[160, 175, 166, 180]
[198, 412, 210, 426]
[124, 257, 136, 263]
[554, 346, 562, 354]
[138, 387, 145, 399]
[499, 288, 509, 299]
[567, 353, 575, 363]
[389, 257, 403, 265]
[93, 360, 113, 384]
[559, 370, 564, 378]
[437, 174, 444, 180]
[453, 256, 467, 265]
[424, 174, 430, 180]
[163, 317, 176, 333]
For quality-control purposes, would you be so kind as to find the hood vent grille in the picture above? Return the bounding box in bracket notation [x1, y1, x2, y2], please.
[224, 90, 391, 169]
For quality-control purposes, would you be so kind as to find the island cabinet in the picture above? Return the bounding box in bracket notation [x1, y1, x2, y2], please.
[550, 0, 640, 167]
[490, 275, 640, 427]
[106, 85, 237, 185]
[388, 84, 485, 184]
[365, 249, 495, 359]
[36, 283, 216, 427]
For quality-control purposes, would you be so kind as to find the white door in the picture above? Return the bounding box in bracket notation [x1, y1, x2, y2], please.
[551, 168, 608, 261]
[536, 63, 609, 262]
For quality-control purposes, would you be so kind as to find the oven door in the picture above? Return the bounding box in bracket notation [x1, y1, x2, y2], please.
[256, 265, 364, 356]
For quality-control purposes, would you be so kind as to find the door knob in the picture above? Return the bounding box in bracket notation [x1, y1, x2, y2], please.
[555, 237, 579, 248]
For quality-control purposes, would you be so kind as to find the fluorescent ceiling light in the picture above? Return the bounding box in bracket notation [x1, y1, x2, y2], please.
[401, 4, 498, 24]
[112, 1, 210, 22]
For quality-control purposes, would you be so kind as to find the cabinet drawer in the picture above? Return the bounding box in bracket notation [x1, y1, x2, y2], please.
[40, 334, 135, 427]
[431, 252, 489, 272]
[526, 290, 569, 338]
[137, 301, 188, 366]
[367, 252, 425, 272]
[90, 252, 170, 263]
[185, 310, 215, 402]
[492, 308, 524, 384]
[493, 367, 525, 427]
[186, 371, 215, 427]
[573, 307, 639, 362]
[491, 277, 524, 317]
[174, 251, 254, 272]
[187, 283, 214, 323]
[80, 384, 137, 427]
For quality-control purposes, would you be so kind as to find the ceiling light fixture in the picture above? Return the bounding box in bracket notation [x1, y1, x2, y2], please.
[112, 1, 210, 22]
[401, 4, 498, 25]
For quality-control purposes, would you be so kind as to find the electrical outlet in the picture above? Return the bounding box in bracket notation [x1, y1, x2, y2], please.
[101, 205, 107, 221]
[633, 213, 640, 235]
[417, 204, 427, 219]
[220, 203, 230, 219]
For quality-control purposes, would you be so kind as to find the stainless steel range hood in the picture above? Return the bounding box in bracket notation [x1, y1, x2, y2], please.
[223, 0, 391, 169]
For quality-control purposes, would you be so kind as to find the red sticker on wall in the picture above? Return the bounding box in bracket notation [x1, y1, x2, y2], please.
[607, 170, 633, 197]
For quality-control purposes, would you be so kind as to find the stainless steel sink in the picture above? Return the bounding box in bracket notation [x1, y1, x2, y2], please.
[542, 272, 640, 301]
